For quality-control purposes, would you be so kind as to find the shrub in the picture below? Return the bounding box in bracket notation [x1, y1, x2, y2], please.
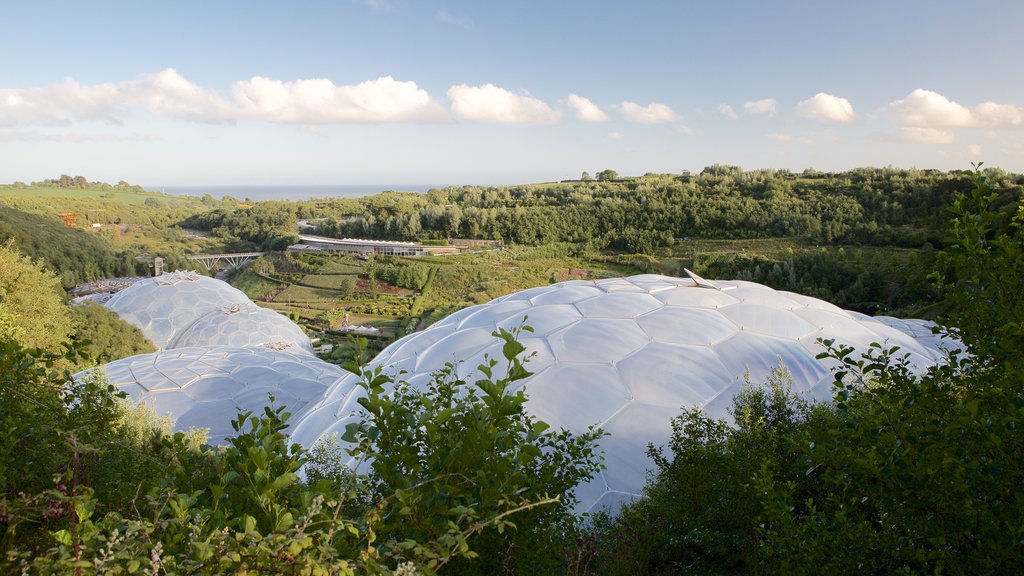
[343, 324, 606, 574]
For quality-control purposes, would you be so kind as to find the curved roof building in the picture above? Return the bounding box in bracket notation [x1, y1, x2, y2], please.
[290, 273, 954, 513]
[94, 345, 346, 445]
[171, 303, 314, 355]
[104, 271, 252, 350]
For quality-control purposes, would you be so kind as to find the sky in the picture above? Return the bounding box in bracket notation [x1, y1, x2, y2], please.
[2, 0, 1023, 187]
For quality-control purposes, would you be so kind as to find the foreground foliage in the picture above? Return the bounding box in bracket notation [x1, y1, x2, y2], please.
[1, 323, 601, 573]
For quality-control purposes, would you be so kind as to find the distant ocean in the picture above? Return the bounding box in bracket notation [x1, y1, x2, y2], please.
[154, 184, 441, 202]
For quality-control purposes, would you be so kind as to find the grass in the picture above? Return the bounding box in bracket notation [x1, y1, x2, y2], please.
[0, 184, 199, 207]
[298, 273, 358, 290]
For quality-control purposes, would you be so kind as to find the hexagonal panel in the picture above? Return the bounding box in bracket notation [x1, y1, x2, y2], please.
[574, 292, 663, 319]
[635, 307, 738, 346]
[616, 343, 733, 408]
[546, 318, 649, 363]
[524, 363, 631, 431]
[712, 332, 829, 391]
[719, 303, 819, 340]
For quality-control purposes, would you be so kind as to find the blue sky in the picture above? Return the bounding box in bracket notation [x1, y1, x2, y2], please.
[2, 0, 1023, 187]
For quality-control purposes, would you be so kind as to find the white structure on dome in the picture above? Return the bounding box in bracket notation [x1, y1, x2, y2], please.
[93, 345, 346, 445]
[171, 303, 314, 355]
[289, 274, 954, 514]
[104, 271, 252, 350]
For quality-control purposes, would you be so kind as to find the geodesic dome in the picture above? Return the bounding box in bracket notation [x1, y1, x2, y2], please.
[104, 271, 253, 350]
[91, 345, 346, 445]
[171, 303, 313, 355]
[289, 274, 954, 514]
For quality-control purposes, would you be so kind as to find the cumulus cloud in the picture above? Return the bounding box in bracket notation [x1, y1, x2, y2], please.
[619, 101, 680, 124]
[0, 79, 120, 127]
[567, 93, 608, 122]
[796, 92, 856, 124]
[968, 143, 984, 156]
[744, 98, 777, 117]
[717, 103, 737, 119]
[128, 69, 236, 123]
[0, 69, 451, 128]
[767, 132, 792, 143]
[232, 75, 449, 123]
[889, 89, 1024, 128]
[674, 124, 694, 135]
[0, 69, 235, 127]
[447, 83, 560, 124]
[607, 131, 624, 140]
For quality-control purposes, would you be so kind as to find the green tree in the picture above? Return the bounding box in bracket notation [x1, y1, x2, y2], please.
[0, 242, 73, 353]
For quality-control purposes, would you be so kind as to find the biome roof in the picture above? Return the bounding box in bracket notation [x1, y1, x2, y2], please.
[171, 303, 314, 355]
[104, 271, 252, 350]
[289, 274, 954, 514]
[94, 345, 345, 445]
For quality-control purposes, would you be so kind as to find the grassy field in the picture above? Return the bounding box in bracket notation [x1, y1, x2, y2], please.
[0, 184, 198, 207]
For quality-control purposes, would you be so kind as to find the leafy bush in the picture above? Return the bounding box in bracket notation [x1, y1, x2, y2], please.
[343, 324, 605, 574]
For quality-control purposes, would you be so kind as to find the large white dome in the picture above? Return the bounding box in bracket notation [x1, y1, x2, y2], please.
[171, 303, 314, 355]
[95, 345, 346, 445]
[104, 271, 252, 350]
[290, 274, 953, 513]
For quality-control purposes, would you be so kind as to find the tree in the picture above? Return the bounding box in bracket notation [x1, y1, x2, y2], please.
[0, 241, 73, 353]
[596, 169, 618, 181]
[68, 302, 156, 367]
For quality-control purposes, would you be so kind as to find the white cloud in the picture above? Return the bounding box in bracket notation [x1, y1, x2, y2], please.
[607, 131, 624, 140]
[901, 127, 955, 144]
[796, 92, 856, 124]
[889, 89, 1024, 128]
[968, 143, 984, 156]
[674, 124, 694, 135]
[744, 98, 777, 117]
[619, 101, 680, 124]
[447, 83, 560, 124]
[128, 69, 236, 123]
[0, 69, 451, 128]
[0, 79, 120, 127]
[233, 75, 449, 123]
[767, 132, 792, 143]
[435, 11, 471, 29]
[717, 103, 737, 119]
[567, 93, 608, 122]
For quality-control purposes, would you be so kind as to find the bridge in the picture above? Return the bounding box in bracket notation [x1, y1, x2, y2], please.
[186, 252, 265, 271]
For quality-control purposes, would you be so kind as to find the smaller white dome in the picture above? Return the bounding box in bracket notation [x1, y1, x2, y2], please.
[171, 303, 313, 355]
[104, 271, 252, 350]
[91, 345, 345, 445]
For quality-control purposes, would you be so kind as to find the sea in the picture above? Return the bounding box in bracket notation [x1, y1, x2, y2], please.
[155, 184, 443, 202]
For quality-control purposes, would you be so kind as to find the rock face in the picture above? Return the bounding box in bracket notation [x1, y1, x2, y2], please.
[89, 273, 954, 514]
[290, 274, 953, 513]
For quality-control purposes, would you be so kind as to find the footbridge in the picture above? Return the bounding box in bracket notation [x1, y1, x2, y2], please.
[186, 252, 265, 271]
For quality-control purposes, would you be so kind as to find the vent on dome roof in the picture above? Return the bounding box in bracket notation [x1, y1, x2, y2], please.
[683, 268, 736, 291]
[261, 341, 295, 351]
